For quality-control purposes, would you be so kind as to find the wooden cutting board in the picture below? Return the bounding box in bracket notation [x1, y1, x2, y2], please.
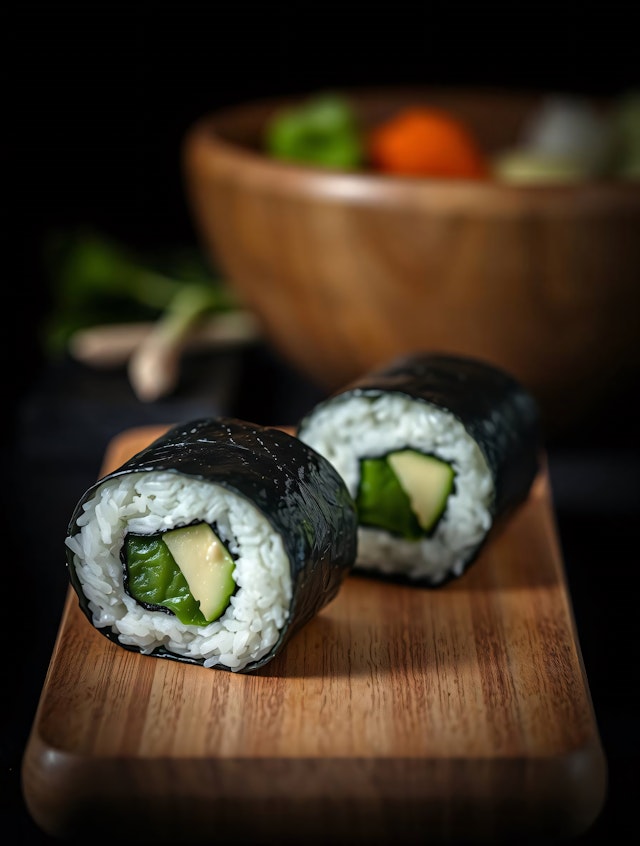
[21, 425, 606, 845]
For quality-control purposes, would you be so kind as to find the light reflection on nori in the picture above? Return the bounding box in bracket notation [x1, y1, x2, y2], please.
[297, 352, 541, 584]
[66, 418, 358, 672]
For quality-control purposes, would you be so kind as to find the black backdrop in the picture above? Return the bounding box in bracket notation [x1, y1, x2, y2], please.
[6, 2, 638, 419]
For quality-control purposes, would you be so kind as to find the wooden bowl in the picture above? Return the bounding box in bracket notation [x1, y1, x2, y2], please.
[182, 87, 640, 432]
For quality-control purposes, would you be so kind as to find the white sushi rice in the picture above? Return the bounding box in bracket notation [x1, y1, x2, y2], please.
[65, 471, 292, 671]
[299, 393, 494, 584]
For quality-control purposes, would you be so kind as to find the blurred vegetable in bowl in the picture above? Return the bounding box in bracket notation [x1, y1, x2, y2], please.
[493, 90, 640, 183]
[493, 96, 614, 183]
[265, 93, 364, 169]
[42, 229, 255, 400]
[261, 89, 640, 183]
[367, 106, 488, 177]
[611, 90, 640, 178]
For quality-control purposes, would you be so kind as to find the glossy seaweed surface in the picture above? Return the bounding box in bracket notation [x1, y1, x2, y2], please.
[66, 418, 358, 672]
[301, 352, 541, 519]
[297, 352, 541, 583]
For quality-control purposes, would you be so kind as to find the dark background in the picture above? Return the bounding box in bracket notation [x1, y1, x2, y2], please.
[4, 3, 639, 844]
[6, 3, 640, 410]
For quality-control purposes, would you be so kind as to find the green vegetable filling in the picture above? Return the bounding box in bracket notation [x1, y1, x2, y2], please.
[123, 523, 236, 626]
[265, 94, 364, 170]
[357, 450, 455, 540]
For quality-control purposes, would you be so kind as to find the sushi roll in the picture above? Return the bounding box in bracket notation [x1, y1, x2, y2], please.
[65, 418, 358, 672]
[297, 353, 541, 585]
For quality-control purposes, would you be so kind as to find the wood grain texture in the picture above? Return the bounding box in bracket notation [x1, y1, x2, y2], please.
[21, 425, 606, 844]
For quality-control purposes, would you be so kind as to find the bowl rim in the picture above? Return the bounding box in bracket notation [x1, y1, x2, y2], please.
[183, 85, 640, 210]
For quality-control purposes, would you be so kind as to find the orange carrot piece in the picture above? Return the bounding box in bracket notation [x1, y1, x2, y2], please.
[368, 107, 488, 178]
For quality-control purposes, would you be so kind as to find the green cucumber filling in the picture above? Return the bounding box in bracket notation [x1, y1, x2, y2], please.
[357, 450, 455, 540]
[122, 522, 236, 626]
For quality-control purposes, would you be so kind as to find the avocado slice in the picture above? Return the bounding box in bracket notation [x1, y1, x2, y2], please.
[163, 523, 236, 623]
[124, 523, 236, 625]
[387, 450, 455, 533]
[356, 450, 454, 539]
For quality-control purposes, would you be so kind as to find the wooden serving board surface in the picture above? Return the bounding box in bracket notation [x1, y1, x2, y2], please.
[22, 425, 606, 845]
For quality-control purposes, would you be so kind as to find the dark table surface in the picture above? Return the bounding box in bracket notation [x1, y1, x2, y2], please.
[4, 342, 639, 844]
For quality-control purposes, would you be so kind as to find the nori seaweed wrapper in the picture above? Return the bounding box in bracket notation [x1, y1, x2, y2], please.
[337, 352, 541, 519]
[66, 417, 358, 672]
[297, 352, 541, 582]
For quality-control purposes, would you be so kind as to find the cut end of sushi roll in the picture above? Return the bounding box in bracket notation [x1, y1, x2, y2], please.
[297, 353, 540, 585]
[65, 418, 358, 672]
